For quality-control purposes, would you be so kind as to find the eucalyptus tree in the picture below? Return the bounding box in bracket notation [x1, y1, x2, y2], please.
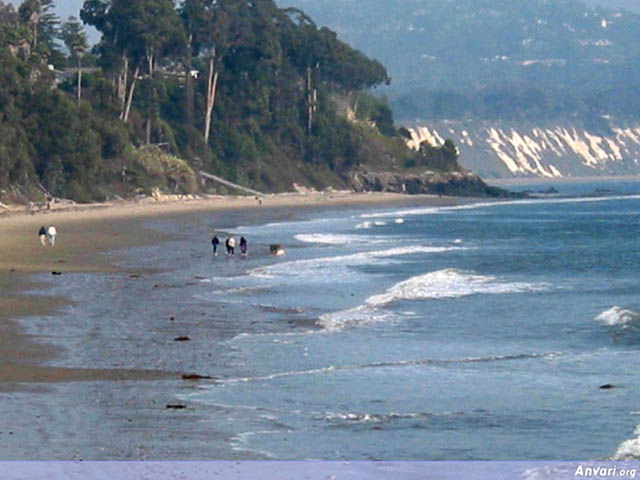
[61, 16, 88, 104]
[18, 0, 58, 51]
[279, 7, 389, 133]
[181, 0, 268, 144]
[0, 1, 17, 24]
[81, 0, 185, 125]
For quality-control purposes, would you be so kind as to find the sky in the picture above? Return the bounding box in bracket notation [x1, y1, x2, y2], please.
[5, 0, 640, 43]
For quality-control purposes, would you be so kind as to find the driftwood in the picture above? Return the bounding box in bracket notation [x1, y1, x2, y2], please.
[198, 170, 264, 197]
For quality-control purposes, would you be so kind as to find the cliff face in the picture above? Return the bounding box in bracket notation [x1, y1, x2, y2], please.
[348, 168, 518, 198]
[407, 120, 640, 179]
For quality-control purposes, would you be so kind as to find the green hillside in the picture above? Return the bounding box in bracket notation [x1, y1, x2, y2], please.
[3, 0, 468, 202]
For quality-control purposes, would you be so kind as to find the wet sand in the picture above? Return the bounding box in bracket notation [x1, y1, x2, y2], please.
[0, 192, 458, 385]
[0, 191, 473, 459]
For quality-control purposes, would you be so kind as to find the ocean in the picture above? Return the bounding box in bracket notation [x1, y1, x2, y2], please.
[10, 179, 640, 462]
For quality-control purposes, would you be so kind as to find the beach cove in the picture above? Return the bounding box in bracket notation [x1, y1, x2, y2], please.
[3, 183, 640, 461]
[0, 191, 468, 459]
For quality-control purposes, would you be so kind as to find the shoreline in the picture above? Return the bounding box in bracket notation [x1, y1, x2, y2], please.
[485, 174, 640, 187]
[0, 191, 470, 387]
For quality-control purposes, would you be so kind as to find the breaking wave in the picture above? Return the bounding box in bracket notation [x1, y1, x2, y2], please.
[250, 245, 466, 279]
[612, 424, 640, 460]
[596, 306, 640, 327]
[294, 233, 382, 245]
[366, 268, 548, 306]
[318, 269, 548, 331]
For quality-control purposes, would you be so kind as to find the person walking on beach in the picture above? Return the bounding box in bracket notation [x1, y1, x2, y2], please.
[239, 236, 248, 257]
[46, 225, 57, 246]
[211, 235, 220, 256]
[226, 236, 235, 255]
[38, 226, 47, 246]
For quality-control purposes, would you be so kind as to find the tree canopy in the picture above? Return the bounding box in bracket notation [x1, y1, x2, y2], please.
[0, 0, 449, 202]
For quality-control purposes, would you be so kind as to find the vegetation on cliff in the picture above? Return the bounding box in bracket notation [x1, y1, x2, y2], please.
[0, 0, 489, 202]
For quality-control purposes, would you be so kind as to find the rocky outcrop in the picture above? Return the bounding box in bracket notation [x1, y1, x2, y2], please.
[348, 168, 519, 197]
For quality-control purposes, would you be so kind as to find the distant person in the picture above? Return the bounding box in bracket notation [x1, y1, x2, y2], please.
[211, 235, 220, 256]
[239, 236, 248, 257]
[226, 236, 235, 255]
[38, 226, 47, 246]
[46, 225, 57, 246]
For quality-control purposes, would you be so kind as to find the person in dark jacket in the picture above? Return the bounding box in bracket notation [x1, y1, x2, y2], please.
[211, 235, 220, 256]
[38, 226, 47, 246]
[239, 236, 248, 257]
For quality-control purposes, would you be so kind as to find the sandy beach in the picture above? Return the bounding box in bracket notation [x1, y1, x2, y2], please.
[0, 191, 466, 387]
[1, 190, 496, 460]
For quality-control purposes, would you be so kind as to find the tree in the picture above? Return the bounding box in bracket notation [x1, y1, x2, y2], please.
[82, 0, 185, 124]
[279, 8, 390, 132]
[181, 0, 277, 144]
[18, 0, 58, 51]
[61, 16, 88, 105]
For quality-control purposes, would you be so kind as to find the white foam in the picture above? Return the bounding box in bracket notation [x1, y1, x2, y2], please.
[250, 245, 465, 280]
[317, 269, 546, 331]
[236, 217, 333, 234]
[366, 268, 548, 306]
[220, 365, 339, 384]
[394, 218, 405, 224]
[355, 220, 388, 229]
[360, 202, 499, 219]
[596, 306, 640, 327]
[294, 233, 380, 245]
[318, 305, 393, 331]
[360, 195, 640, 219]
[613, 427, 640, 460]
[323, 411, 427, 424]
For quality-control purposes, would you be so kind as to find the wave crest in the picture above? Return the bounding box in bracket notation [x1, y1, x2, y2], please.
[250, 246, 465, 279]
[366, 268, 548, 306]
[596, 306, 640, 327]
[294, 233, 381, 245]
[612, 424, 640, 460]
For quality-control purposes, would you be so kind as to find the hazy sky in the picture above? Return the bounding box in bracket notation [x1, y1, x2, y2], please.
[5, 0, 640, 41]
[7, 0, 640, 18]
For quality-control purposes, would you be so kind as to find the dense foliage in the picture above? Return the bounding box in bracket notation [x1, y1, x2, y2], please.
[1, 0, 448, 201]
[280, 0, 640, 122]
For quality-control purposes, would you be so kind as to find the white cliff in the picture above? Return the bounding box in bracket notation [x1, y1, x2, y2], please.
[407, 122, 640, 179]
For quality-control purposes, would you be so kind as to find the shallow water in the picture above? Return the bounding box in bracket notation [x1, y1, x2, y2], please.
[10, 181, 640, 460]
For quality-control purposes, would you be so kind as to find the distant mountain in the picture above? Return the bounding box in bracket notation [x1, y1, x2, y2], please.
[274, 0, 640, 179]
[276, 0, 640, 123]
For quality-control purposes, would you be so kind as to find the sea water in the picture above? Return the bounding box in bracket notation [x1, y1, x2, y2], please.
[17, 180, 640, 461]
[158, 181, 640, 460]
